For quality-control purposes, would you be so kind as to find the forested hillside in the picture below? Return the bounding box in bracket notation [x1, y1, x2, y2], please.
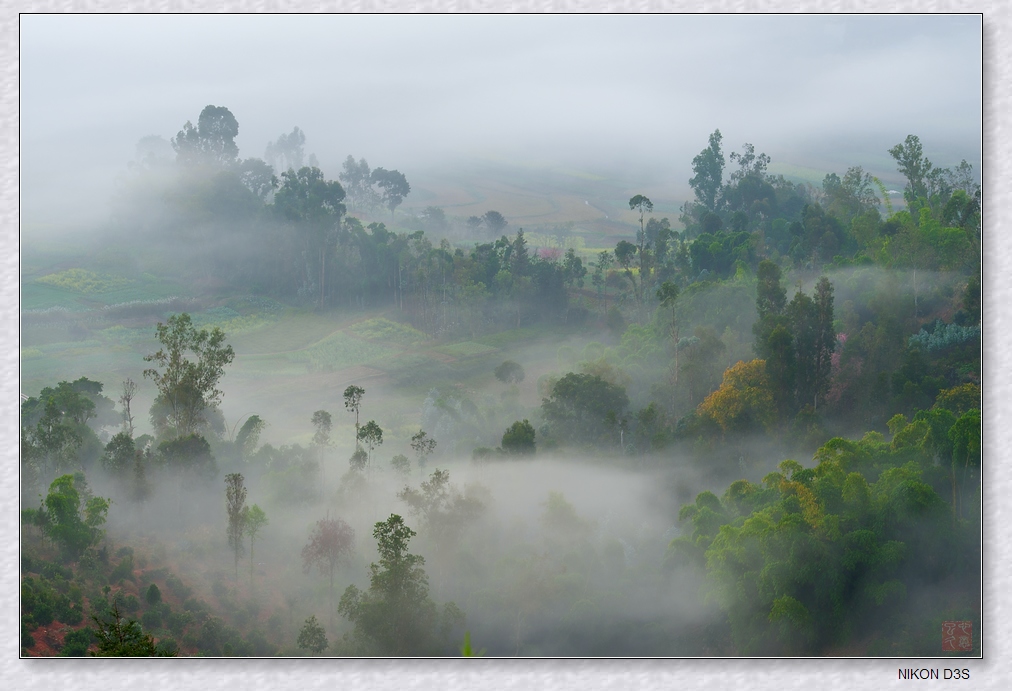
[21, 105, 980, 657]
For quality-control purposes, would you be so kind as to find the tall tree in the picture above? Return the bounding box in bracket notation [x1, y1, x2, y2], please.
[225, 473, 247, 582]
[338, 514, 462, 655]
[311, 409, 333, 476]
[753, 260, 787, 344]
[171, 105, 240, 168]
[591, 250, 613, 315]
[119, 378, 137, 438]
[689, 129, 725, 213]
[243, 504, 268, 587]
[371, 167, 410, 217]
[143, 313, 235, 439]
[264, 126, 306, 172]
[629, 195, 655, 308]
[357, 420, 384, 470]
[343, 385, 365, 456]
[339, 156, 378, 211]
[408, 429, 437, 477]
[302, 516, 355, 619]
[811, 277, 836, 412]
[657, 281, 682, 387]
[888, 134, 933, 208]
[273, 166, 346, 308]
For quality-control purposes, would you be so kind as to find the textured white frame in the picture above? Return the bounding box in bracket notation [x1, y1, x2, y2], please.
[3, 3, 1003, 690]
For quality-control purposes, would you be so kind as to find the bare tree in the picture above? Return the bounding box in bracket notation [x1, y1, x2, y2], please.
[302, 516, 355, 620]
[119, 378, 137, 437]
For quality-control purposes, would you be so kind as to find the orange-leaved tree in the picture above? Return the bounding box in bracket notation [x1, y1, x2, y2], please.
[698, 359, 776, 435]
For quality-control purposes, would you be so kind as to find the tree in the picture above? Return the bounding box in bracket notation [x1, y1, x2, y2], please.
[629, 194, 654, 238]
[273, 166, 346, 308]
[657, 281, 681, 385]
[501, 419, 536, 456]
[357, 420, 384, 469]
[410, 430, 437, 474]
[91, 601, 175, 657]
[143, 313, 235, 439]
[591, 250, 614, 315]
[302, 516, 355, 618]
[398, 469, 485, 555]
[343, 385, 365, 453]
[811, 277, 836, 411]
[949, 408, 981, 521]
[338, 514, 462, 655]
[698, 359, 777, 435]
[297, 615, 329, 654]
[541, 373, 630, 446]
[243, 504, 268, 586]
[237, 157, 278, 202]
[371, 167, 410, 217]
[235, 415, 266, 460]
[482, 210, 509, 236]
[494, 360, 525, 385]
[225, 473, 247, 581]
[311, 410, 333, 447]
[339, 156, 378, 210]
[689, 129, 725, 213]
[119, 378, 137, 437]
[264, 126, 306, 172]
[43, 474, 109, 559]
[888, 134, 933, 208]
[171, 105, 240, 168]
[391, 454, 412, 475]
[101, 432, 136, 476]
[310, 409, 332, 477]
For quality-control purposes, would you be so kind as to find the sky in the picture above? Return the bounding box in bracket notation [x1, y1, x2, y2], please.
[20, 13, 982, 226]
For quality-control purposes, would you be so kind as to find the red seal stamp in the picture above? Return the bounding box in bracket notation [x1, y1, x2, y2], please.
[942, 621, 972, 652]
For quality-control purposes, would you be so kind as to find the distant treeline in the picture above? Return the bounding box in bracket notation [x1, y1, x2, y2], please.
[113, 108, 979, 343]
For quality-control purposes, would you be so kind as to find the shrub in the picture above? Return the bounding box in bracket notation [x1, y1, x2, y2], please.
[145, 583, 162, 606]
[60, 627, 94, 656]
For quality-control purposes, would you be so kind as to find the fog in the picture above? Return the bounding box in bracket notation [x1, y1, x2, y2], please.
[15, 10, 988, 668]
[20, 14, 980, 227]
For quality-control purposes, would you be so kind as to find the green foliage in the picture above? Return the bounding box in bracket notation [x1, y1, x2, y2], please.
[101, 432, 136, 475]
[145, 583, 162, 606]
[542, 372, 630, 447]
[908, 320, 980, 351]
[143, 312, 235, 438]
[494, 359, 526, 384]
[60, 626, 95, 656]
[157, 433, 217, 479]
[297, 615, 328, 654]
[243, 503, 269, 584]
[350, 317, 428, 346]
[670, 427, 975, 655]
[338, 514, 462, 655]
[460, 630, 486, 657]
[41, 474, 109, 559]
[91, 601, 175, 656]
[36, 268, 132, 294]
[235, 414, 266, 458]
[22, 573, 84, 628]
[501, 419, 536, 456]
[225, 473, 247, 580]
